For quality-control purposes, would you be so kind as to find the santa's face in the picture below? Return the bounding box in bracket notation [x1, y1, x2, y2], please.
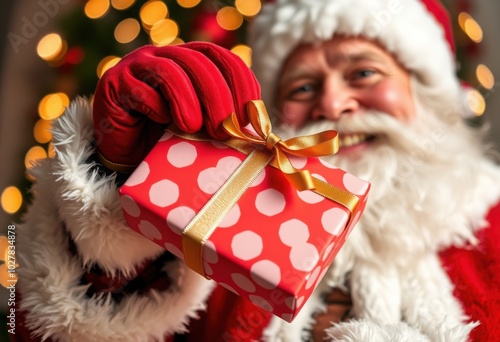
[276, 35, 415, 155]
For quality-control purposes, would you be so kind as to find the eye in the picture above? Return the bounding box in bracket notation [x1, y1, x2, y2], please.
[286, 83, 317, 101]
[353, 69, 376, 79]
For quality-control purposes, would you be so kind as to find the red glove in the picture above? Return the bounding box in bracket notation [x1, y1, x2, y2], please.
[92, 42, 261, 171]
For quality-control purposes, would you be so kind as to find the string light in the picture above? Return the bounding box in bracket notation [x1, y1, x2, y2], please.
[38, 93, 70, 120]
[33, 119, 53, 144]
[150, 19, 179, 46]
[1, 187, 23, 215]
[216, 6, 243, 31]
[140, 1, 169, 30]
[97, 56, 121, 78]
[85, 0, 111, 19]
[458, 12, 483, 43]
[476, 64, 495, 90]
[176, 0, 201, 9]
[111, 0, 135, 10]
[114, 18, 141, 44]
[37, 33, 64, 61]
[25, 146, 48, 169]
[235, 0, 261, 17]
[231, 44, 252, 67]
[467, 89, 486, 116]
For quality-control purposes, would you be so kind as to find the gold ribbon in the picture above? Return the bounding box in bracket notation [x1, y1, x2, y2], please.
[181, 100, 359, 278]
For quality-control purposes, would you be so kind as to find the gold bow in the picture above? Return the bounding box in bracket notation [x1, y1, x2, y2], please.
[223, 100, 340, 191]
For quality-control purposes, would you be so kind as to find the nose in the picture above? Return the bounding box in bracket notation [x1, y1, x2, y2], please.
[311, 79, 359, 121]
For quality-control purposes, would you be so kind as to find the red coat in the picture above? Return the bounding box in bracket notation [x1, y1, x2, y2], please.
[12, 201, 500, 341]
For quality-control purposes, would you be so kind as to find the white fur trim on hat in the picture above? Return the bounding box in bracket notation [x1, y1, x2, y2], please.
[249, 0, 461, 111]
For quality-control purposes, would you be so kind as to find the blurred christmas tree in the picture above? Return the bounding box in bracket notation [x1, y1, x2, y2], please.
[1, 0, 496, 220]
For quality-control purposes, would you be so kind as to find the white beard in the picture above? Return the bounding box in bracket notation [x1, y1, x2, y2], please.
[266, 94, 500, 341]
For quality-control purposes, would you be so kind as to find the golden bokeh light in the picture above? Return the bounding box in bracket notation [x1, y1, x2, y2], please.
[0, 264, 18, 288]
[114, 18, 141, 44]
[0, 237, 9, 262]
[25, 146, 48, 169]
[37, 33, 63, 61]
[111, 0, 135, 10]
[97, 56, 121, 78]
[458, 12, 483, 43]
[38, 93, 70, 120]
[85, 0, 111, 19]
[231, 44, 252, 67]
[140, 1, 169, 29]
[33, 119, 53, 144]
[170, 37, 185, 45]
[217, 7, 243, 31]
[476, 64, 495, 90]
[176, 0, 201, 9]
[235, 0, 261, 17]
[150, 19, 179, 46]
[1, 186, 23, 215]
[467, 89, 486, 116]
[47, 142, 57, 158]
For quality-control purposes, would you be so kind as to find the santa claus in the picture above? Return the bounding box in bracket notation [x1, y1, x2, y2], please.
[13, 0, 500, 341]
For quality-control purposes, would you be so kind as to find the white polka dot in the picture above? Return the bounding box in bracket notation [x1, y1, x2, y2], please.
[279, 219, 309, 247]
[164, 242, 183, 259]
[281, 313, 293, 322]
[305, 266, 321, 290]
[322, 243, 335, 261]
[249, 295, 273, 312]
[159, 131, 173, 141]
[251, 260, 281, 290]
[125, 161, 150, 186]
[218, 204, 240, 228]
[167, 142, 197, 168]
[203, 262, 213, 276]
[316, 267, 330, 289]
[203, 240, 218, 264]
[343, 173, 368, 195]
[319, 158, 339, 169]
[249, 169, 266, 187]
[321, 207, 349, 235]
[219, 283, 238, 295]
[255, 189, 286, 216]
[297, 189, 324, 204]
[285, 297, 295, 310]
[198, 156, 241, 194]
[290, 243, 319, 272]
[167, 206, 195, 235]
[139, 220, 162, 241]
[120, 195, 140, 217]
[288, 155, 307, 169]
[231, 231, 263, 261]
[296, 296, 305, 308]
[149, 179, 179, 207]
[231, 273, 256, 293]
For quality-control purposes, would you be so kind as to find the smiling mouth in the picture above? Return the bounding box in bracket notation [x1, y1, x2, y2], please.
[338, 133, 376, 148]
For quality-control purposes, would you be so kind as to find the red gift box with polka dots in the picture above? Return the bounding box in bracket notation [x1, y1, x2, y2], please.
[119, 130, 370, 322]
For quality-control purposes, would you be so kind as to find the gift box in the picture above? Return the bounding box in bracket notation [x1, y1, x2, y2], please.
[119, 101, 370, 322]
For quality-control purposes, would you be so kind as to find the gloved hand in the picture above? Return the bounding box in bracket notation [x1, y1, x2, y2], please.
[92, 42, 261, 171]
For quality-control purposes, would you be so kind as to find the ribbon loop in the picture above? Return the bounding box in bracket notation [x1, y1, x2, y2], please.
[223, 100, 340, 191]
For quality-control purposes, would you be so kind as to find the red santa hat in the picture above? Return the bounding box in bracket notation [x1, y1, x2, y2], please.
[249, 0, 463, 113]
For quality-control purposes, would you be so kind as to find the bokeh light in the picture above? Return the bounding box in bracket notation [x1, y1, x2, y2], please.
[458, 12, 483, 43]
[476, 64, 495, 90]
[97, 56, 121, 78]
[114, 18, 141, 44]
[111, 0, 135, 10]
[177, 0, 201, 9]
[216, 6, 243, 31]
[85, 0, 111, 19]
[150, 19, 179, 46]
[25, 146, 48, 169]
[231, 44, 252, 67]
[38, 93, 70, 120]
[1, 186, 23, 215]
[235, 0, 261, 17]
[37, 33, 64, 61]
[33, 119, 53, 144]
[47, 142, 57, 159]
[0, 264, 18, 288]
[467, 89, 486, 116]
[140, 1, 169, 29]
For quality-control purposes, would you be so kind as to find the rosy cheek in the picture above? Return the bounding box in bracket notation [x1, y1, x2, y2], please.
[370, 84, 415, 121]
[279, 102, 310, 128]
